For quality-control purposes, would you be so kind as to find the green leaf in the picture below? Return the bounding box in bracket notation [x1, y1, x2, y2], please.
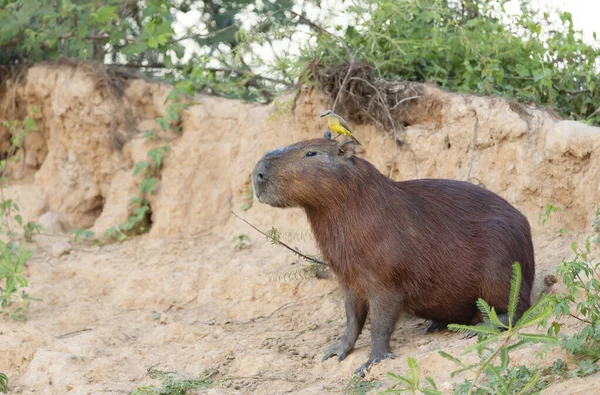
[140, 178, 159, 195]
[448, 323, 500, 335]
[438, 351, 465, 367]
[407, 356, 419, 384]
[515, 64, 530, 77]
[14, 215, 22, 225]
[508, 262, 522, 327]
[476, 298, 506, 329]
[500, 347, 509, 370]
[449, 362, 480, 378]
[133, 161, 149, 176]
[516, 333, 560, 345]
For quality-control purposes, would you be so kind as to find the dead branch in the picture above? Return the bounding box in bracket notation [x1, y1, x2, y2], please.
[231, 212, 327, 266]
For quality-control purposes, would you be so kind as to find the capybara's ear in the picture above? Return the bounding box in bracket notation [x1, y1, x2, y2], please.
[323, 130, 333, 139]
[338, 140, 358, 158]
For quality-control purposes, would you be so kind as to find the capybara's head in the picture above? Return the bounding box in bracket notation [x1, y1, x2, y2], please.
[252, 138, 360, 208]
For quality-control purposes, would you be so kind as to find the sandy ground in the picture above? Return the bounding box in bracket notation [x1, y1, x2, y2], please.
[1, 65, 600, 394]
[2, 225, 599, 395]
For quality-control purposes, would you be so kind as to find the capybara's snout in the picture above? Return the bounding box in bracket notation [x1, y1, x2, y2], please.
[252, 159, 269, 202]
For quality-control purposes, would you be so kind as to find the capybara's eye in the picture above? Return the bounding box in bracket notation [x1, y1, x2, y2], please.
[305, 151, 318, 157]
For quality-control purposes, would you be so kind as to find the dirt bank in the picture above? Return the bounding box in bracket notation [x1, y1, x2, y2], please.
[0, 64, 599, 394]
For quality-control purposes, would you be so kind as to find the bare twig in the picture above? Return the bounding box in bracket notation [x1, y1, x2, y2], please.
[238, 295, 327, 323]
[231, 212, 327, 266]
[56, 328, 92, 339]
[587, 106, 600, 120]
[391, 95, 422, 110]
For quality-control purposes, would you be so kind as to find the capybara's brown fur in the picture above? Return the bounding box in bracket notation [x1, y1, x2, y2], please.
[252, 138, 535, 375]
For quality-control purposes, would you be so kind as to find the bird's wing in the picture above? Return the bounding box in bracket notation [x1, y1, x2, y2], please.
[338, 116, 353, 133]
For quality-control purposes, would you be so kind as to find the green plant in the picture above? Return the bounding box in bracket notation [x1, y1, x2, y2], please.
[548, 209, 600, 361]
[0, 110, 40, 320]
[0, 372, 7, 393]
[382, 356, 441, 395]
[343, 375, 381, 395]
[22, 221, 42, 242]
[130, 368, 212, 395]
[240, 185, 254, 211]
[268, 263, 320, 282]
[232, 234, 251, 251]
[538, 203, 566, 236]
[0, 239, 33, 320]
[539, 203, 562, 226]
[106, 85, 192, 242]
[0, 108, 41, 240]
[438, 263, 559, 395]
[73, 228, 95, 243]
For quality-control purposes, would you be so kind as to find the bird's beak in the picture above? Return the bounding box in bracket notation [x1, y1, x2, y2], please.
[319, 112, 327, 118]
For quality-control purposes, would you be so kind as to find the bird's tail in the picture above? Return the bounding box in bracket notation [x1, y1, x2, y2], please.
[350, 134, 362, 146]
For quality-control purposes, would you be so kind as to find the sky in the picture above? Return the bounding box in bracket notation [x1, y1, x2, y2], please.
[512, 0, 598, 43]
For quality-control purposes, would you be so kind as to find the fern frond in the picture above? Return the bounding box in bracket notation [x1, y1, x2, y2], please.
[515, 295, 551, 328]
[448, 323, 501, 335]
[508, 262, 522, 328]
[407, 356, 419, 384]
[267, 265, 317, 282]
[476, 299, 507, 329]
[438, 351, 465, 367]
[516, 333, 560, 346]
[449, 363, 480, 378]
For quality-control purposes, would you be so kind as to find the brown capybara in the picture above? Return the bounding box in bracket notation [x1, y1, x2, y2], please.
[251, 138, 535, 376]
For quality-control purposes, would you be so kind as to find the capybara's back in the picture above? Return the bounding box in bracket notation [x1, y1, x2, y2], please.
[392, 179, 535, 325]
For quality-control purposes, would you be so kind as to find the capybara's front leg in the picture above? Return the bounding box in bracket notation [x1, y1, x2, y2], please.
[355, 293, 400, 377]
[322, 287, 368, 362]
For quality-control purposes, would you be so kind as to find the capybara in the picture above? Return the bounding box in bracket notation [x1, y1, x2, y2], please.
[251, 138, 535, 376]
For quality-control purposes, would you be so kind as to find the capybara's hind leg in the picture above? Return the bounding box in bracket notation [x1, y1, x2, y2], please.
[425, 320, 449, 334]
[322, 287, 368, 362]
[355, 293, 400, 377]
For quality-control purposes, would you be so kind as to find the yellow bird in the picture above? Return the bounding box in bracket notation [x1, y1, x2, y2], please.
[320, 110, 362, 146]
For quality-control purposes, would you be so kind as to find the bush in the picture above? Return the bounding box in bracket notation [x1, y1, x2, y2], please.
[302, 0, 600, 124]
[549, 208, 600, 361]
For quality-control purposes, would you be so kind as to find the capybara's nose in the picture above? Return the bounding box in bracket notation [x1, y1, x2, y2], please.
[253, 160, 269, 187]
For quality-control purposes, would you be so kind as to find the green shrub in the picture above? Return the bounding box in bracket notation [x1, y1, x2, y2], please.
[549, 208, 600, 361]
[302, 0, 600, 124]
[130, 369, 211, 395]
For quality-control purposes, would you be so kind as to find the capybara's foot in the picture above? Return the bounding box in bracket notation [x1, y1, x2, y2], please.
[425, 320, 448, 334]
[322, 339, 355, 362]
[354, 352, 396, 377]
